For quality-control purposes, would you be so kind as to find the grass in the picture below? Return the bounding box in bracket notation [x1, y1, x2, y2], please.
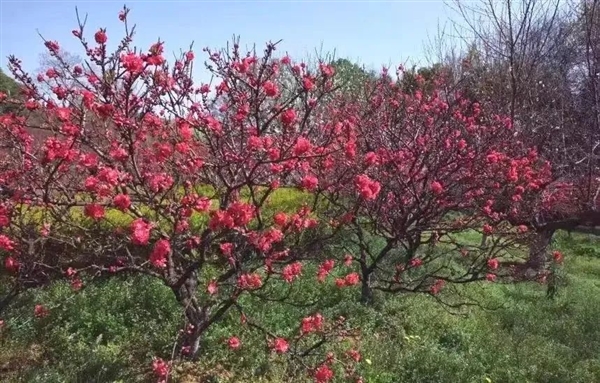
[11, 186, 314, 234]
[1, 232, 600, 382]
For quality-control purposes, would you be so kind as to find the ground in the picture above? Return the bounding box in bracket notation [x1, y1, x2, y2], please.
[1, 231, 600, 382]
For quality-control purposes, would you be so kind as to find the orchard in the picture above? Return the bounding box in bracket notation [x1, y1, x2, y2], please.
[0, 4, 596, 383]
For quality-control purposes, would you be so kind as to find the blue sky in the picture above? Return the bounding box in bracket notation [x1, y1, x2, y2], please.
[0, 0, 458, 83]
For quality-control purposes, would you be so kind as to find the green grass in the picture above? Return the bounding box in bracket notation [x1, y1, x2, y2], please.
[1, 231, 600, 382]
[11, 186, 313, 234]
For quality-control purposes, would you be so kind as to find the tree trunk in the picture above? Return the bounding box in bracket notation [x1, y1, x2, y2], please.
[172, 272, 207, 360]
[527, 228, 555, 271]
[360, 263, 374, 305]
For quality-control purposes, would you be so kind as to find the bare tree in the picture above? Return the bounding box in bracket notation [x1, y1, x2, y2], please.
[438, 0, 600, 271]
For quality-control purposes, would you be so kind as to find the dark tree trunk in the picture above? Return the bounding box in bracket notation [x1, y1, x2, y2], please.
[360, 262, 374, 305]
[527, 228, 555, 270]
[172, 272, 207, 360]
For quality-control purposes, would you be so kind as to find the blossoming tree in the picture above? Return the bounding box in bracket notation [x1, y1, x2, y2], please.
[0, 8, 367, 381]
[314, 68, 553, 303]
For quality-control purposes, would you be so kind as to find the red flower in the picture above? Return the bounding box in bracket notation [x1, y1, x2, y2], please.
[0, 235, 14, 252]
[355, 174, 381, 200]
[228, 336, 241, 350]
[364, 151, 380, 166]
[263, 81, 279, 97]
[55, 107, 71, 122]
[483, 224, 494, 235]
[120, 53, 144, 74]
[65, 267, 77, 277]
[487, 152, 500, 163]
[4, 256, 19, 273]
[344, 272, 360, 286]
[314, 364, 334, 383]
[34, 304, 49, 318]
[409, 258, 423, 268]
[220, 242, 234, 256]
[430, 279, 445, 295]
[94, 29, 107, 44]
[176, 219, 190, 232]
[44, 41, 60, 54]
[146, 42, 165, 66]
[553, 250, 563, 264]
[301, 313, 324, 334]
[248, 228, 284, 252]
[273, 212, 288, 227]
[130, 219, 152, 245]
[344, 254, 353, 266]
[319, 63, 335, 77]
[247, 135, 262, 151]
[282, 262, 303, 283]
[293, 137, 312, 156]
[238, 273, 263, 290]
[71, 278, 83, 291]
[207, 280, 218, 295]
[84, 203, 105, 220]
[97, 168, 120, 185]
[317, 259, 335, 282]
[209, 210, 235, 231]
[45, 68, 58, 78]
[113, 194, 131, 211]
[487, 258, 499, 270]
[152, 358, 169, 379]
[347, 348, 361, 362]
[281, 109, 297, 126]
[227, 201, 255, 227]
[486, 273, 497, 282]
[430, 181, 444, 195]
[149, 239, 171, 268]
[271, 337, 289, 353]
[302, 76, 315, 91]
[301, 175, 319, 191]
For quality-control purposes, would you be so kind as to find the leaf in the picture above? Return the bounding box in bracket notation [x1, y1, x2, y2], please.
[365, 358, 372, 365]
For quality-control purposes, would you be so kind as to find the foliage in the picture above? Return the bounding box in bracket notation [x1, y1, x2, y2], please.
[330, 59, 376, 99]
[0, 69, 21, 114]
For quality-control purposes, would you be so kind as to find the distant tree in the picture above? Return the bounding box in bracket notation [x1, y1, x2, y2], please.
[0, 69, 19, 96]
[330, 58, 377, 99]
[318, 70, 550, 303]
[0, 69, 21, 114]
[446, 0, 595, 271]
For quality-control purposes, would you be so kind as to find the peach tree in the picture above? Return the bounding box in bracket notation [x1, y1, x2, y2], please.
[0, 7, 366, 381]
[313, 68, 553, 303]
